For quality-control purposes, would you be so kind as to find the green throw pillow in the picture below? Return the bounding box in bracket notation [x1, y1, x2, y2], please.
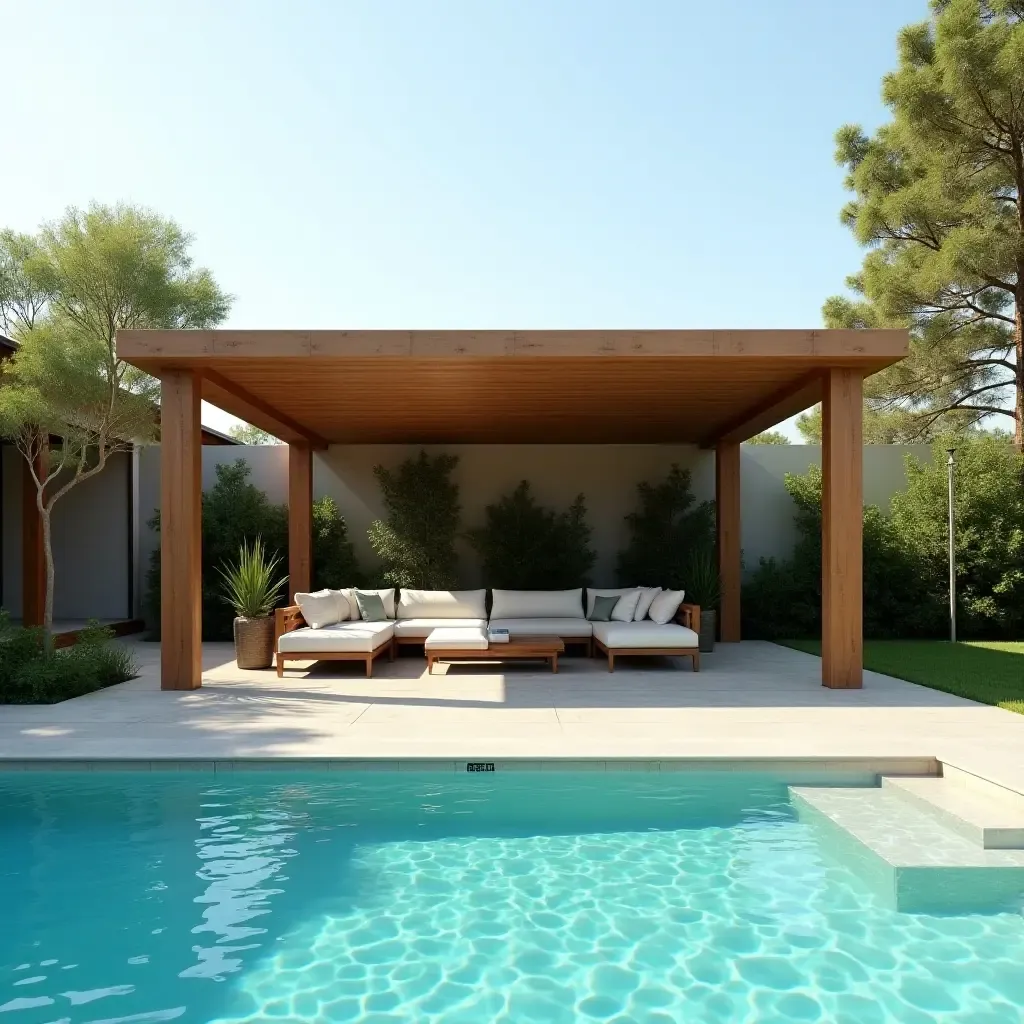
[356, 592, 388, 622]
[589, 594, 619, 622]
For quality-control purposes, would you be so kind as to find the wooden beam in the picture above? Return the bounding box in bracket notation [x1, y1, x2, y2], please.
[117, 328, 910, 363]
[21, 444, 46, 628]
[715, 441, 741, 642]
[200, 368, 328, 449]
[161, 370, 203, 690]
[702, 372, 823, 446]
[288, 442, 313, 601]
[822, 368, 863, 689]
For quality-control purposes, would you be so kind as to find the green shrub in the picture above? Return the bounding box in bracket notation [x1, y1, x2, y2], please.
[467, 481, 597, 589]
[889, 435, 1024, 639]
[368, 451, 461, 588]
[742, 464, 946, 640]
[313, 496, 364, 590]
[617, 465, 715, 588]
[146, 461, 364, 640]
[0, 615, 138, 704]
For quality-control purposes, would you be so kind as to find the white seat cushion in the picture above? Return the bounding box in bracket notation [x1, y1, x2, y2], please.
[394, 617, 487, 638]
[425, 626, 489, 650]
[592, 621, 699, 650]
[490, 589, 583, 619]
[277, 621, 395, 654]
[397, 589, 487, 619]
[488, 617, 593, 638]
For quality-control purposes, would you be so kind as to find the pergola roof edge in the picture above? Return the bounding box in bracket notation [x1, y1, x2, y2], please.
[117, 328, 908, 445]
[118, 328, 907, 362]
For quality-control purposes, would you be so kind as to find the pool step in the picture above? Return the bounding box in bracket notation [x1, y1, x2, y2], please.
[881, 774, 1024, 849]
[790, 785, 1024, 912]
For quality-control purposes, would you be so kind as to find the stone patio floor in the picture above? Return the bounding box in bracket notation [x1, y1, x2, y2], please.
[1, 640, 1023, 790]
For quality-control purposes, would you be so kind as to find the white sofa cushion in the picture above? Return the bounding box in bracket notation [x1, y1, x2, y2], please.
[354, 588, 396, 619]
[425, 626, 488, 650]
[394, 617, 487, 638]
[592, 621, 698, 650]
[586, 588, 635, 618]
[611, 590, 642, 622]
[398, 589, 487, 619]
[294, 589, 344, 629]
[488, 617, 594, 638]
[278, 621, 395, 653]
[490, 589, 583, 619]
[634, 587, 661, 621]
[648, 589, 685, 625]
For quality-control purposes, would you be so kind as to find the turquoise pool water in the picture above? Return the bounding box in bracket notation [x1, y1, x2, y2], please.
[2, 772, 1024, 1024]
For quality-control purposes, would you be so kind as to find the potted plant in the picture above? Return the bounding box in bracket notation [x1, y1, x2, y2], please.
[684, 547, 721, 653]
[219, 537, 288, 669]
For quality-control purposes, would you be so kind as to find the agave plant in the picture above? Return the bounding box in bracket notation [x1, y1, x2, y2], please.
[218, 538, 288, 619]
[684, 546, 721, 610]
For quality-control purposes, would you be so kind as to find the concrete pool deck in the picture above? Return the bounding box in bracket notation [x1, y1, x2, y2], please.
[1, 640, 1022, 787]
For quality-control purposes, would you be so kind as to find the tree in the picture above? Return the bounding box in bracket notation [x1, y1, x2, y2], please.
[368, 451, 461, 588]
[229, 422, 280, 444]
[467, 481, 596, 589]
[889, 433, 1024, 637]
[742, 466, 945, 640]
[745, 430, 790, 445]
[0, 204, 230, 641]
[617, 465, 715, 588]
[312, 496, 364, 591]
[826, 1, 1024, 448]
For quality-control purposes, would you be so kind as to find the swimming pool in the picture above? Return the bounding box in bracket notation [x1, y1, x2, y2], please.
[2, 771, 1023, 1023]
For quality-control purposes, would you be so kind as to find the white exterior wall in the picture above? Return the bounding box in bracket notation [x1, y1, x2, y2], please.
[1, 445, 132, 620]
[135, 444, 288, 616]
[132, 443, 934, 598]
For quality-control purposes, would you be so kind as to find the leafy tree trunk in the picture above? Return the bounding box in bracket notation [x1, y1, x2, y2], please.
[1017, 293, 1023, 451]
[39, 502, 56, 649]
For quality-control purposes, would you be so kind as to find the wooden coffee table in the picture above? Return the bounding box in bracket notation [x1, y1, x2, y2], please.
[426, 635, 565, 674]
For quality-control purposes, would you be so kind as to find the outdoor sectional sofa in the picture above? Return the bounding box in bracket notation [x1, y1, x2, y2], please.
[275, 586, 700, 676]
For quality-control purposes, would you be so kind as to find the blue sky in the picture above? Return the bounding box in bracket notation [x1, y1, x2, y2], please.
[3, 0, 927, 436]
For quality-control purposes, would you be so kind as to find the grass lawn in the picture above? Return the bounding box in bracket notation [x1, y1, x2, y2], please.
[778, 640, 1024, 715]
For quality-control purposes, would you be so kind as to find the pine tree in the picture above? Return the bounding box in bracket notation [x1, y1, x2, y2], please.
[826, 1, 1024, 447]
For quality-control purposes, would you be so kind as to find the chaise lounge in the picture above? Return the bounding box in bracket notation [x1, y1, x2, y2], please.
[275, 588, 396, 678]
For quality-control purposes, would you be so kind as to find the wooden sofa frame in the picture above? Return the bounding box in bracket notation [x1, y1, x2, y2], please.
[593, 603, 701, 673]
[274, 606, 395, 678]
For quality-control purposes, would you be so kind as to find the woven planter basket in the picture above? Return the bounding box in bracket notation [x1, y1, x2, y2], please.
[233, 615, 275, 670]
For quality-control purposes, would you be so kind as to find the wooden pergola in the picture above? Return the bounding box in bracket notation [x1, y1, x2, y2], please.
[117, 328, 909, 693]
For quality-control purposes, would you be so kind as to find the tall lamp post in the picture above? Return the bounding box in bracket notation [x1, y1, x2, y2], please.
[947, 448, 957, 644]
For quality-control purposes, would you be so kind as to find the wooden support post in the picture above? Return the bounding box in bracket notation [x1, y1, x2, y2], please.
[715, 440, 741, 642]
[21, 445, 46, 628]
[161, 371, 202, 690]
[822, 368, 863, 689]
[288, 442, 312, 601]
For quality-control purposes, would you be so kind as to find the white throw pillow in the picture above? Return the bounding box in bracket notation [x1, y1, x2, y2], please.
[648, 589, 685, 625]
[585, 588, 635, 618]
[490, 589, 583, 619]
[633, 586, 661, 621]
[295, 589, 343, 629]
[611, 589, 642, 622]
[329, 588, 358, 621]
[354, 588, 396, 619]
[398, 589, 487, 619]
